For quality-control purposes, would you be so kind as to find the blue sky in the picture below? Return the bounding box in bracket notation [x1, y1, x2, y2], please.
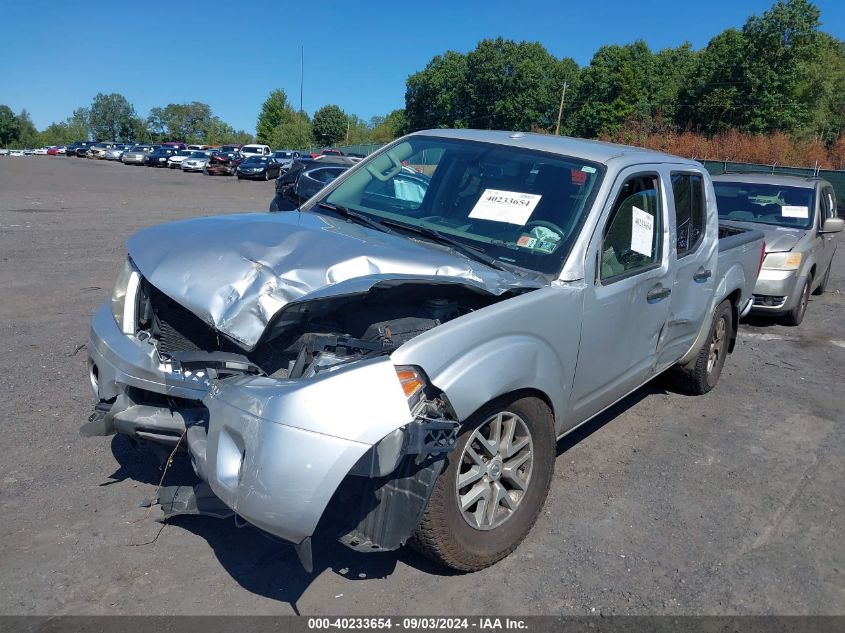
[2, 1, 844, 133]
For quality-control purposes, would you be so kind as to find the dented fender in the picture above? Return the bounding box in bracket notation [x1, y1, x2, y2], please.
[391, 285, 584, 436]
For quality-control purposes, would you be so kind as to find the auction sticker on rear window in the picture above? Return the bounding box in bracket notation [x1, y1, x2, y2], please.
[469, 189, 542, 225]
[781, 205, 809, 218]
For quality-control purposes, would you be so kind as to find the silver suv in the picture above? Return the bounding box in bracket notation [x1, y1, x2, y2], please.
[714, 173, 843, 325]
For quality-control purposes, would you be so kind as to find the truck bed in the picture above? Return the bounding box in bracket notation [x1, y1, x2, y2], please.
[716, 222, 765, 307]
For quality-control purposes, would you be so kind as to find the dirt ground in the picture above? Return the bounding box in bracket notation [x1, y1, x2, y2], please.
[0, 155, 843, 616]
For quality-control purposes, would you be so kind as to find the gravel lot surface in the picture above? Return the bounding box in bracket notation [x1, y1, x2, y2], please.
[0, 155, 843, 616]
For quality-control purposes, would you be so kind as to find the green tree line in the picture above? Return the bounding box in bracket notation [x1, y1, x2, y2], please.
[253, 89, 405, 150]
[0, 93, 255, 149]
[405, 0, 845, 145]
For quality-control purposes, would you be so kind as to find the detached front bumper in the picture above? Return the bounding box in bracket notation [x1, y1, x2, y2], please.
[83, 302, 440, 550]
[750, 268, 806, 314]
[84, 304, 211, 443]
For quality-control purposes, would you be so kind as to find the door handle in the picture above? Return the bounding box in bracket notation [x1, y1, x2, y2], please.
[693, 269, 712, 283]
[646, 286, 672, 303]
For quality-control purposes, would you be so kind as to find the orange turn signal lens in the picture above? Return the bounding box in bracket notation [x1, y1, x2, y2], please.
[396, 368, 425, 400]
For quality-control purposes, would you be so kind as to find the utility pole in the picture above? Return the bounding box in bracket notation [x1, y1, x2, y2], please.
[554, 81, 568, 136]
[345, 117, 350, 144]
[299, 45, 304, 147]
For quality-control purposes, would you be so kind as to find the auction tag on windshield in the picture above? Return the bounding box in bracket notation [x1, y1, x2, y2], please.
[782, 205, 809, 218]
[631, 206, 654, 257]
[469, 189, 542, 225]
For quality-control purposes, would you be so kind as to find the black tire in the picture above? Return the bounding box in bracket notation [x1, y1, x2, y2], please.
[784, 274, 812, 326]
[264, 170, 270, 181]
[812, 265, 830, 296]
[670, 299, 733, 395]
[237, 175, 243, 180]
[410, 394, 555, 572]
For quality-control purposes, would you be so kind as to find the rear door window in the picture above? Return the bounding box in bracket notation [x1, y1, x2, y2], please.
[671, 173, 706, 257]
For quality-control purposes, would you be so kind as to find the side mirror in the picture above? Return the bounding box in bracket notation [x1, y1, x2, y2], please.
[821, 217, 844, 234]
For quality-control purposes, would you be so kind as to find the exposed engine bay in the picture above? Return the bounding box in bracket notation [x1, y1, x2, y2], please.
[136, 281, 511, 381]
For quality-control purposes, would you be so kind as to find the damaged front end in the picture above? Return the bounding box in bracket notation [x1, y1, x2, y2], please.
[81, 256, 528, 568]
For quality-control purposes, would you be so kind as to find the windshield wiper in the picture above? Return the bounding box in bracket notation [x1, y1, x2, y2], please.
[379, 218, 511, 273]
[315, 202, 397, 236]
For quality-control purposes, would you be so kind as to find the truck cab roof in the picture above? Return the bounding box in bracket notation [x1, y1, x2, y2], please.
[414, 129, 702, 169]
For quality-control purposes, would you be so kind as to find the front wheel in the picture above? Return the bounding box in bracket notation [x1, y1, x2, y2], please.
[812, 265, 830, 296]
[784, 275, 812, 326]
[410, 395, 555, 571]
[670, 299, 733, 395]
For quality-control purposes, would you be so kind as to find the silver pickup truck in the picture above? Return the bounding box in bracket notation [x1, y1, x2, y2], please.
[81, 130, 764, 572]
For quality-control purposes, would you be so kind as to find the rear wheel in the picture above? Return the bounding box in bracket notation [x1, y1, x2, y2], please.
[411, 395, 555, 571]
[670, 299, 732, 395]
[784, 275, 811, 326]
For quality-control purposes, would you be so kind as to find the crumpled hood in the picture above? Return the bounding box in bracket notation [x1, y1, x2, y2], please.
[721, 220, 806, 253]
[127, 211, 537, 349]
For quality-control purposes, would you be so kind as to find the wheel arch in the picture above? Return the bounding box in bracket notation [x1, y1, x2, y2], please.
[420, 333, 570, 436]
[725, 288, 741, 353]
[459, 387, 556, 428]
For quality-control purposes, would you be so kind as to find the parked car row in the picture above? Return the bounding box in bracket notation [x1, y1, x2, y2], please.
[35, 140, 326, 179]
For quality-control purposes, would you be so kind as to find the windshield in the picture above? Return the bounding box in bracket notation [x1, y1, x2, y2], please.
[244, 156, 268, 164]
[189, 151, 207, 158]
[714, 181, 815, 230]
[274, 151, 293, 158]
[319, 135, 604, 275]
[177, 150, 192, 156]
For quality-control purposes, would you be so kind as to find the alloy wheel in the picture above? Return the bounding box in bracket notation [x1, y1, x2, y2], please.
[455, 411, 534, 530]
[707, 315, 727, 376]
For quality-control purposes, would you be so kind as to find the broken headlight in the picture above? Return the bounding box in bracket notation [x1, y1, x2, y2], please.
[110, 258, 141, 334]
[395, 366, 426, 410]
